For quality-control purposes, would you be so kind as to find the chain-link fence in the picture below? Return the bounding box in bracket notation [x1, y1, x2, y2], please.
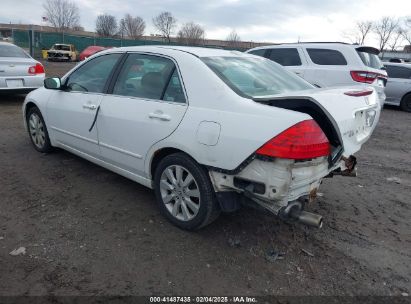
[12, 29, 246, 58]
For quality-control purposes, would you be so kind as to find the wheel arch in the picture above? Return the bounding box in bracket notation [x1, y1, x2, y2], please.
[23, 101, 41, 131]
[401, 91, 411, 103]
[148, 143, 209, 181]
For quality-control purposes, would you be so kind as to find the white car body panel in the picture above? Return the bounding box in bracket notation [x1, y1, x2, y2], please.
[97, 95, 188, 176]
[23, 46, 381, 214]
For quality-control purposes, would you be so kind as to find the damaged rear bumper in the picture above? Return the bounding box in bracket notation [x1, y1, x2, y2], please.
[209, 155, 357, 227]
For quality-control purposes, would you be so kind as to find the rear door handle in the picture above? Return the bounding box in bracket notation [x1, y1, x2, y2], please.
[148, 112, 171, 121]
[83, 104, 97, 110]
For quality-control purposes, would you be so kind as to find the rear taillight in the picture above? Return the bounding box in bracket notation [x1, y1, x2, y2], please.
[256, 120, 330, 160]
[28, 63, 45, 75]
[344, 89, 373, 97]
[350, 70, 386, 84]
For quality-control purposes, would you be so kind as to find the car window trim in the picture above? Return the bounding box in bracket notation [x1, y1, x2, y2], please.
[160, 66, 177, 100]
[107, 51, 189, 104]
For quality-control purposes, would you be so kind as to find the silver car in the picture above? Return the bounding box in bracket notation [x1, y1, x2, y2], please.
[0, 42, 45, 94]
[384, 62, 411, 112]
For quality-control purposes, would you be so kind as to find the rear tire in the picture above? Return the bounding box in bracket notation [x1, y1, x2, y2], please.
[26, 107, 53, 153]
[153, 153, 220, 230]
[400, 94, 411, 112]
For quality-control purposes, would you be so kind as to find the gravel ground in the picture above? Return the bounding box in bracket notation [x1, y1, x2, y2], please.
[0, 60, 410, 297]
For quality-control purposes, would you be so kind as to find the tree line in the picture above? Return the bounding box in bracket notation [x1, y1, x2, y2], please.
[42, 0, 242, 46]
[345, 17, 411, 52]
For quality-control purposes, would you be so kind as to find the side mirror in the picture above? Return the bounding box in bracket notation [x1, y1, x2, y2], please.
[44, 77, 62, 90]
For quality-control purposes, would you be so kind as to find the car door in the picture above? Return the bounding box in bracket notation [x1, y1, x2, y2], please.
[97, 53, 188, 177]
[265, 47, 306, 78]
[385, 65, 411, 105]
[46, 53, 122, 158]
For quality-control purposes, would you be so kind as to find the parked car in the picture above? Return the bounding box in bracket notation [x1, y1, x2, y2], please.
[384, 62, 411, 112]
[247, 43, 387, 108]
[23, 46, 380, 230]
[0, 42, 45, 94]
[47, 44, 78, 62]
[79, 45, 108, 61]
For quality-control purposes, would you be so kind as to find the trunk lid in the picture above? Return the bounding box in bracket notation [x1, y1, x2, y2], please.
[0, 58, 37, 76]
[253, 87, 380, 157]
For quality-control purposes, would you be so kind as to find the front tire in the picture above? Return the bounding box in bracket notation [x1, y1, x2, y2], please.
[154, 153, 220, 230]
[400, 94, 411, 112]
[26, 107, 53, 153]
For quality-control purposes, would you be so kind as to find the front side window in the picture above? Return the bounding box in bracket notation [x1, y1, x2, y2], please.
[267, 48, 302, 66]
[113, 54, 186, 102]
[307, 48, 347, 65]
[202, 56, 313, 98]
[385, 65, 411, 79]
[65, 53, 121, 93]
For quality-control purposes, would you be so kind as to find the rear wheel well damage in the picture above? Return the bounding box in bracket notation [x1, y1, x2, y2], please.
[150, 148, 183, 180]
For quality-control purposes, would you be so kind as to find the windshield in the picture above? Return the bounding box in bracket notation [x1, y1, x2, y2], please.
[357, 51, 384, 70]
[202, 56, 313, 98]
[52, 45, 71, 51]
[0, 44, 29, 58]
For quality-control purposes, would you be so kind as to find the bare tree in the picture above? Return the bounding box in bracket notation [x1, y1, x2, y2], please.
[177, 22, 205, 46]
[119, 14, 145, 39]
[401, 17, 411, 47]
[343, 21, 373, 45]
[373, 17, 399, 52]
[226, 30, 242, 48]
[388, 27, 404, 51]
[43, 0, 80, 31]
[152, 12, 177, 43]
[96, 14, 118, 37]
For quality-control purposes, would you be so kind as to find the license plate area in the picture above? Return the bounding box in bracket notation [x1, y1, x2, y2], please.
[6, 79, 24, 88]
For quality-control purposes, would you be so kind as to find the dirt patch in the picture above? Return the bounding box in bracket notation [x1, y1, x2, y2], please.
[0, 60, 410, 296]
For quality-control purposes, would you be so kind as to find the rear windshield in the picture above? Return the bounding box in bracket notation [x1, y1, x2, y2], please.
[202, 56, 313, 98]
[0, 44, 29, 58]
[357, 51, 384, 70]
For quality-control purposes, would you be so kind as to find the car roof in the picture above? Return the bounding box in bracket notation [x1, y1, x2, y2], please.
[248, 43, 379, 54]
[105, 45, 247, 58]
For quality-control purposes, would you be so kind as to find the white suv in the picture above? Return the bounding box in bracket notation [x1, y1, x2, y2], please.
[247, 43, 388, 107]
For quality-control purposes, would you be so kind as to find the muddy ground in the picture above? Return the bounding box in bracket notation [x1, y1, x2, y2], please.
[0, 60, 410, 297]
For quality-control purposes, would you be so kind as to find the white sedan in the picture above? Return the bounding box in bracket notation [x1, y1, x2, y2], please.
[0, 42, 45, 93]
[23, 46, 380, 230]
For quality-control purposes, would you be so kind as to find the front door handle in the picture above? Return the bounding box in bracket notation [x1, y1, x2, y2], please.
[148, 112, 171, 121]
[83, 104, 97, 110]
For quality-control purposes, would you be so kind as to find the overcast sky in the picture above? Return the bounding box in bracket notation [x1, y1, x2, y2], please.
[1, 0, 410, 47]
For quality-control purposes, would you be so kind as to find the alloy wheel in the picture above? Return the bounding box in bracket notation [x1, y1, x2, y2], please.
[28, 113, 46, 149]
[159, 165, 201, 221]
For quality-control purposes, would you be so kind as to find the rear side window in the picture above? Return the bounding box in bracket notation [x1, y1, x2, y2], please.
[357, 51, 383, 70]
[385, 65, 411, 79]
[248, 49, 267, 57]
[267, 48, 302, 66]
[113, 53, 186, 103]
[0, 44, 29, 58]
[307, 48, 347, 65]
